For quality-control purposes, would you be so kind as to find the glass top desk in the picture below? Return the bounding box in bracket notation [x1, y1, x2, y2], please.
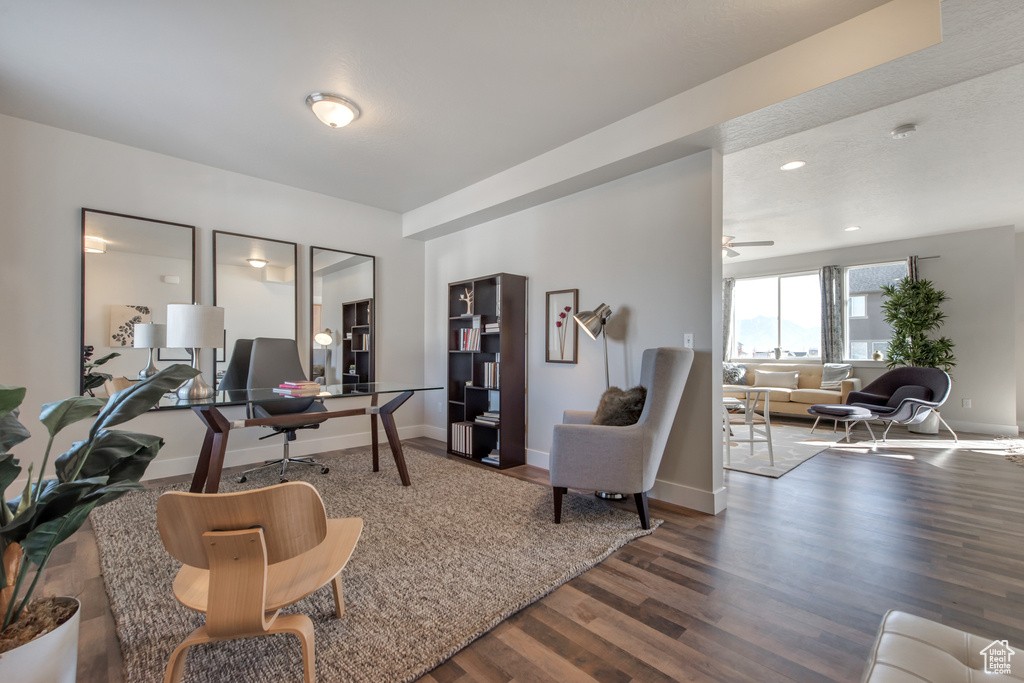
[164, 382, 442, 494]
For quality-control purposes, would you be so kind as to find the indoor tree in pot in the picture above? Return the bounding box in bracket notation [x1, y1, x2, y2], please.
[880, 275, 956, 433]
[0, 364, 197, 682]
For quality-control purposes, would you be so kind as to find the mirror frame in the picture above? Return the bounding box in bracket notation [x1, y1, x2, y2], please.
[80, 208, 197, 397]
[212, 230, 299, 382]
[309, 246, 376, 385]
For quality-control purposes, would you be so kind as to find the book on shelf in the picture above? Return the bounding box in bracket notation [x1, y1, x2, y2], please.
[458, 328, 481, 351]
[450, 421, 474, 455]
[280, 381, 319, 389]
[481, 448, 500, 465]
[474, 415, 499, 427]
[482, 361, 500, 389]
[483, 322, 500, 333]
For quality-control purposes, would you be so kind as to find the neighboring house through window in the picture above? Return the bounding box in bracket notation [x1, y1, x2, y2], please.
[844, 261, 907, 360]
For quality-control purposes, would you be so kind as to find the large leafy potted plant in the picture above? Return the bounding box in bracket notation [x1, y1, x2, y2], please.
[0, 364, 196, 681]
[880, 275, 956, 433]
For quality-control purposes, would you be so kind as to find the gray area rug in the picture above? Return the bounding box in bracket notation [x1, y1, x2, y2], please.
[724, 422, 843, 478]
[91, 446, 658, 683]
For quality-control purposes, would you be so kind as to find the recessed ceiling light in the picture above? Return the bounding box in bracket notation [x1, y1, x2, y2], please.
[890, 124, 917, 139]
[780, 161, 805, 171]
[84, 236, 106, 253]
[247, 258, 268, 268]
[306, 92, 360, 128]
[845, 226, 860, 232]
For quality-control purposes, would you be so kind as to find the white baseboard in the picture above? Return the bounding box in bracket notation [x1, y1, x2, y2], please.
[421, 425, 447, 443]
[650, 479, 727, 515]
[944, 419, 1019, 436]
[2, 425, 434, 497]
[526, 448, 550, 470]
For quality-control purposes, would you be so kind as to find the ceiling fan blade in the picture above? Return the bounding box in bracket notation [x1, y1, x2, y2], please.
[728, 240, 774, 247]
[724, 247, 740, 258]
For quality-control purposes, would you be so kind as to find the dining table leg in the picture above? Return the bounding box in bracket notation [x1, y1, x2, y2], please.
[370, 394, 380, 472]
[190, 406, 232, 493]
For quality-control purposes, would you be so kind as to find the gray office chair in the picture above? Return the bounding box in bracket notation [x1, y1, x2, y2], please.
[238, 337, 330, 483]
[217, 338, 253, 393]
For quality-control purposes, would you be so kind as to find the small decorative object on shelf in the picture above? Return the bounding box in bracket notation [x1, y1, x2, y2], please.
[872, 350, 884, 361]
[447, 273, 526, 468]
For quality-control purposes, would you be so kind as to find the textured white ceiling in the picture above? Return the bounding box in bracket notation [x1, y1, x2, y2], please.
[721, 0, 1024, 261]
[0, 0, 889, 212]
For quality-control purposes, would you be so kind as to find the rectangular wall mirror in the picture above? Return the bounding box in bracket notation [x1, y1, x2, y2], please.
[310, 247, 375, 385]
[214, 231, 298, 386]
[81, 209, 196, 398]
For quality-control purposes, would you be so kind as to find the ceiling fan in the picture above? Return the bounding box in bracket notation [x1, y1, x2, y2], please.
[722, 235, 774, 258]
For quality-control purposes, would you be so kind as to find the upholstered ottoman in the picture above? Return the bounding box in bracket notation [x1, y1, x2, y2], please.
[862, 610, 1023, 682]
[806, 403, 876, 441]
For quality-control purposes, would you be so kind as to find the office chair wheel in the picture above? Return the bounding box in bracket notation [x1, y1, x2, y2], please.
[238, 475, 247, 483]
[320, 467, 329, 474]
[280, 477, 288, 483]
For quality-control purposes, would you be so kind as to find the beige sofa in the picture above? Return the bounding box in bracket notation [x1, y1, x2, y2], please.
[724, 362, 861, 417]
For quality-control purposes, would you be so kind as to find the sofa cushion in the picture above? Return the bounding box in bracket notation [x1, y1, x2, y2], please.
[820, 363, 852, 390]
[724, 387, 793, 403]
[745, 363, 823, 389]
[790, 388, 844, 405]
[753, 370, 799, 389]
[886, 385, 932, 408]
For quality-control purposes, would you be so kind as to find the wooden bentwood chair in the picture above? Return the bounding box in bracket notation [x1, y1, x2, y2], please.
[156, 482, 363, 683]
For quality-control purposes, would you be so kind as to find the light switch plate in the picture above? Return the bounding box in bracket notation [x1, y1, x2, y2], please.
[683, 333, 694, 349]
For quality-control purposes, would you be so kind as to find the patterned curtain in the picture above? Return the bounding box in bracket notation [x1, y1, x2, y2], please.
[722, 278, 735, 358]
[820, 266, 844, 364]
[907, 255, 919, 282]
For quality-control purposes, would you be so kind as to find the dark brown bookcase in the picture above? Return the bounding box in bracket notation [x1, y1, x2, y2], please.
[446, 273, 527, 468]
[341, 298, 373, 384]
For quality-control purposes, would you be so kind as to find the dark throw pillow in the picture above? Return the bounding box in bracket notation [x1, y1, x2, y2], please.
[591, 385, 648, 426]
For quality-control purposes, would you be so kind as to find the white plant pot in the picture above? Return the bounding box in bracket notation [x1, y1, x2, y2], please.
[0, 597, 80, 683]
[907, 409, 940, 435]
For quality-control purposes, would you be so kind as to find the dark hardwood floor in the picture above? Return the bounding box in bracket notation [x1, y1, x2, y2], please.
[48, 428, 1024, 682]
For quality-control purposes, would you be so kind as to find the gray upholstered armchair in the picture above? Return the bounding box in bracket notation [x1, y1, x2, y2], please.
[549, 347, 694, 529]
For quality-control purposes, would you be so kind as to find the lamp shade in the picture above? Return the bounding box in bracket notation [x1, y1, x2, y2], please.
[573, 303, 612, 340]
[133, 323, 166, 349]
[314, 329, 334, 346]
[166, 304, 224, 349]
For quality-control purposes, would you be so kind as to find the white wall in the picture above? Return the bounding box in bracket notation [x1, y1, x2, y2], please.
[0, 114, 425, 492]
[1017, 232, 1024, 431]
[724, 226, 1018, 435]
[319, 260, 374, 382]
[423, 152, 725, 513]
[217, 262, 296, 371]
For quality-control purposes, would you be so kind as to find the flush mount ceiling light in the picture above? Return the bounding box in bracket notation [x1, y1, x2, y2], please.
[891, 123, 918, 139]
[247, 258, 268, 268]
[780, 160, 806, 171]
[83, 236, 106, 253]
[305, 92, 360, 128]
[845, 226, 861, 232]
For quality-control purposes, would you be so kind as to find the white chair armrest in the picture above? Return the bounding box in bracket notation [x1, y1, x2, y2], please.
[550, 423, 644, 492]
[562, 410, 595, 425]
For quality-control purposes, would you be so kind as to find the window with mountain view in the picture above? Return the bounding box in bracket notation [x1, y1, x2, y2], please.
[731, 272, 821, 359]
[844, 261, 907, 360]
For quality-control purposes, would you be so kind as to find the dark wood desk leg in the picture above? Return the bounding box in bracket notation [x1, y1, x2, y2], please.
[379, 391, 414, 486]
[189, 406, 232, 494]
[190, 407, 215, 493]
[371, 394, 380, 472]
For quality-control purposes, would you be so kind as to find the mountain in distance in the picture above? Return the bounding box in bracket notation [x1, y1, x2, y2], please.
[736, 315, 820, 354]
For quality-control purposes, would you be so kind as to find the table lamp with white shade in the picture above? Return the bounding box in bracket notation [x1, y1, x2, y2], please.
[166, 304, 224, 399]
[132, 322, 166, 379]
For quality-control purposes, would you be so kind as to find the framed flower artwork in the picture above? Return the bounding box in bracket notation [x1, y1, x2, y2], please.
[545, 289, 578, 364]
